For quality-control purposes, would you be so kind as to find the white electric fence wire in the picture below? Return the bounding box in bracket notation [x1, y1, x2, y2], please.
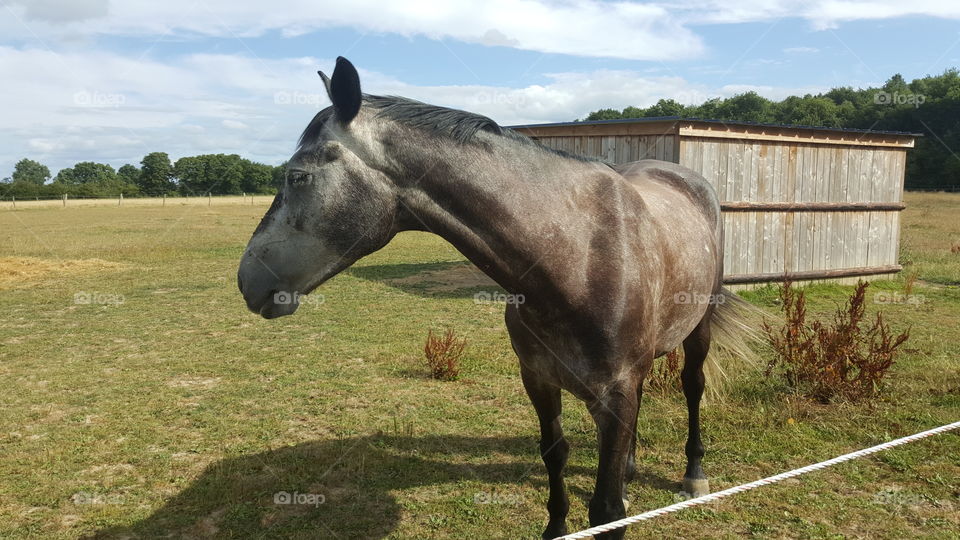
[557, 420, 960, 539]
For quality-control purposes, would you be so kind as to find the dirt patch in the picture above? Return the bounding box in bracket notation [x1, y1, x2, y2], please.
[193, 507, 227, 537]
[168, 376, 222, 389]
[0, 256, 129, 290]
[388, 264, 496, 292]
[915, 279, 954, 289]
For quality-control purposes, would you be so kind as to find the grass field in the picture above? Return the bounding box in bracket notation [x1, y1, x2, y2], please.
[0, 192, 957, 539]
[0, 195, 275, 211]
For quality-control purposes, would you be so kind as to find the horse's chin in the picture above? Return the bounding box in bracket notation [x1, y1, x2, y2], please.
[258, 299, 299, 319]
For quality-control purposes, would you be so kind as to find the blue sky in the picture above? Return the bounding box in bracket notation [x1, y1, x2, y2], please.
[1, 0, 959, 176]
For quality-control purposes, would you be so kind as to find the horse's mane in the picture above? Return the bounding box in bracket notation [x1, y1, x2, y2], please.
[297, 94, 599, 163]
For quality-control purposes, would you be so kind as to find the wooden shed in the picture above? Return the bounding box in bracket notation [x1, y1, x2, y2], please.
[510, 118, 920, 286]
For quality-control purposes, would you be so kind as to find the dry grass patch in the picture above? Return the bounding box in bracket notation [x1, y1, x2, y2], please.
[0, 256, 130, 290]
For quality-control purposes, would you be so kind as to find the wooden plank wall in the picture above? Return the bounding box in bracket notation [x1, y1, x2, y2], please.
[679, 137, 905, 283]
[531, 133, 906, 285]
[534, 134, 680, 163]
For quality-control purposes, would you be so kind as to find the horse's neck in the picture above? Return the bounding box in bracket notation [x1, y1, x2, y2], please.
[389, 136, 619, 298]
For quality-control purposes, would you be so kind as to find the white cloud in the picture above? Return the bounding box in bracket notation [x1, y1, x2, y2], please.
[0, 0, 704, 61]
[12, 0, 108, 23]
[1, 0, 956, 66]
[222, 119, 248, 130]
[666, 0, 960, 28]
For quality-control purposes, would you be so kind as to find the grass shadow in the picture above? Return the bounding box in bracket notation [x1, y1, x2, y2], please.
[88, 434, 635, 539]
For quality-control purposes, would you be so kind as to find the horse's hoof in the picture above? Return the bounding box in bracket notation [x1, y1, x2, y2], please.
[542, 520, 567, 539]
[682, 476, 710, 498]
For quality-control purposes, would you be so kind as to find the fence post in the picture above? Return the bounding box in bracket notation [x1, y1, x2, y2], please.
[63, 194, 67, 207]
[208, 192, 212, 206]
[162, 193, 166, 207]
[119, 193, 123, 206]
[11, 195, 14, 210]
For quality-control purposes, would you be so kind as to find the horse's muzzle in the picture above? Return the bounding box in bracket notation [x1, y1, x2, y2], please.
[237, 252, 300, 319]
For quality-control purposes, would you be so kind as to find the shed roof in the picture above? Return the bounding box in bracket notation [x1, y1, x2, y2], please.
[509, 117, 920, 149]
[508, 116, 923, 137]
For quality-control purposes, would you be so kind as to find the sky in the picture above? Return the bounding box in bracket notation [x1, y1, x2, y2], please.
[2, 0, 960, 177]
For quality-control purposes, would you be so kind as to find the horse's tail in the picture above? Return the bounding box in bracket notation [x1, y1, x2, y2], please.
[702, 287, 765, 395]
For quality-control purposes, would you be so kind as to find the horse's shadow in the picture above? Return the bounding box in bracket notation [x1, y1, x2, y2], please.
[347, 262, 502, 300]
[90, 433, 679, 539]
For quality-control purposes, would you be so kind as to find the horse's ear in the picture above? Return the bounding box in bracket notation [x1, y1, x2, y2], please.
[318, 70, 332, 98]
[327, 56, 361, 125]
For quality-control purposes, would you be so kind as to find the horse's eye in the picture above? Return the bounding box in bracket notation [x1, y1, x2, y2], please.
[287, 171, 313, 186]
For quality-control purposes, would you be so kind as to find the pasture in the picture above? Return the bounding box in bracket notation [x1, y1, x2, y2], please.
[1, 192, 958, 539]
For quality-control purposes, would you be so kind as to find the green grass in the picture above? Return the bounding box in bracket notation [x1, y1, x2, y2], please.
[0, 195, 957, 539]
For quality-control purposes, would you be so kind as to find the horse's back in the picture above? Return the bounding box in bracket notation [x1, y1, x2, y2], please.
[614, 159, 721, 230]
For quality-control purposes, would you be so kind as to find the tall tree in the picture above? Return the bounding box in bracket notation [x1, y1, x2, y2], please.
[70, 162, 118, 184]
[12, 159, 50, 185]
[117, 164, 140, 185]
[241, 161, 275, 194]
[585, 108, 623, 121]
[272, 161, 287, 189]
[643, 98, 685, 118]
[174, 154, 278, 195]
[714, 92, 775, 123]
[138, 152, 175, 195]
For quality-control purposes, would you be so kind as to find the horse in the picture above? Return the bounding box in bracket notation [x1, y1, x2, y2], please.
[238, 56, 756, 539]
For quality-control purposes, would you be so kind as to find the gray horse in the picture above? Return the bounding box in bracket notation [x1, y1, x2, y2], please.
[238, 56, 755, 539]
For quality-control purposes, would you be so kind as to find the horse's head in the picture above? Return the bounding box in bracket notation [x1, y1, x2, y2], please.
[238, 57, 398, 318]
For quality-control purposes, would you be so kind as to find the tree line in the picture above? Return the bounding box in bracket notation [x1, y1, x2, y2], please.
[583, 70, 960, 190]
[0, 152, 284, 199]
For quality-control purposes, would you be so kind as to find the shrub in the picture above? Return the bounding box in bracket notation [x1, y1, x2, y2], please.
[423, 328, 466, 381]
[903, 270, 919, 296]
[762, 280, 909, 403]
[647, 348, 682, 392]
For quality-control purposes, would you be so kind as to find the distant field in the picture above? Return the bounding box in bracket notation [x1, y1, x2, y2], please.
[0, 194, 274, 210]
[0, 192, 957, 538]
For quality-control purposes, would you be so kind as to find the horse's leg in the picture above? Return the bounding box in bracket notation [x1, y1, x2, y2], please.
[681, 313, 712, 497]
[622, 384, 642, 509]
[588, 380, 641, 540]
[520, 366, 570, 539]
